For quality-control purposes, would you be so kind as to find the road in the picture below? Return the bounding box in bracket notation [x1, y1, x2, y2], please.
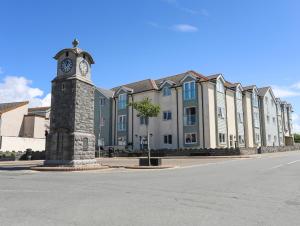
[0, 151, 300, 226]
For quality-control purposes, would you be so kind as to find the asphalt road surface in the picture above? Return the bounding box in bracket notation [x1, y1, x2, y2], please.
[1, 151, 300, 226]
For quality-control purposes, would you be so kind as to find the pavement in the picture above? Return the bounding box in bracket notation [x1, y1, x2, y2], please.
[0, 151, 300, 226]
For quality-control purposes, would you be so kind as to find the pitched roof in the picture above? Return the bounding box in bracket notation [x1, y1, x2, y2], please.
[95, 87, 114, 98]
[257, 87, 270, 96]
[111, 79, 157, 94]
[28, 106, 50, 112]
[243, 85, 256, 91]
[0, 101, 29, 115]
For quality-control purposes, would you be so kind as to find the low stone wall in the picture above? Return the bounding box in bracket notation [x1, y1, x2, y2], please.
[0, 150, 45, 161]
[259, 144, 300, 154]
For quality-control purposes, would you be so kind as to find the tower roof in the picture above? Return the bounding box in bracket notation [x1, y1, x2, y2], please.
[54, 39, 95, 64]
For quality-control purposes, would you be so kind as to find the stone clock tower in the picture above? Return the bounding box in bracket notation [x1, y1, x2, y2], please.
[45, 39, 96, 165]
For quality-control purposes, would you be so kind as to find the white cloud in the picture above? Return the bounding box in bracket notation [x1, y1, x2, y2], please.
[171, 24, 198, 32]
[272, 85, 300, 98]
[162, 0, 207, 16]
[292, 113, 300, 133]
[292, 82, 300, 90]
[0, 76, 51, 107]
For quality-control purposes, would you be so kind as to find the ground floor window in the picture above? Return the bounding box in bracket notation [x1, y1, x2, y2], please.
[238, 135, 244, 144]
[118, 136, 126, 146]
[255, 133, 260, 144]
[219, 133, 226, 144]
[164, 135, 172, 144]
[185, 133, 197, 144]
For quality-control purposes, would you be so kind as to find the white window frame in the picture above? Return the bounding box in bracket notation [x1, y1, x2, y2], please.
[118, 93, 127, 110]
[218, 133, 226, 144]
[163, 135, 172, 144]
[162, 86, 171, 96]
[184, 133, 197, 144]
[163, 111, 172, 121]
[217, 107, 225, 119]
[118, 115, 127, 131]
[216, 80, 224, 93]
[184, 107, 196, 126]
[183, 81, 196, 100]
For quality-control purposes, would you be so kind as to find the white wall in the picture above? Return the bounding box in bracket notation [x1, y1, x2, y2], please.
[0, 136, 45, 151]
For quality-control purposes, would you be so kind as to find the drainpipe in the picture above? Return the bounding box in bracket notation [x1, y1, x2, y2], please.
[224, 88, 229, 148]
[113, 97, 117, 146]
[200, 81, 205, 148]
[175, 86, 180, 150]
[131, 94, 134, 150]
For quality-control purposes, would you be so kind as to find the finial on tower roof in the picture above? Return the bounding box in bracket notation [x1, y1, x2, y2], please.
[72, 38, 79, 48]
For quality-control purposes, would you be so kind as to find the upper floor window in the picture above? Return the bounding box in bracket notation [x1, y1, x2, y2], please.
[140, 116, 148, 125]
[118, 115, 127, 131]
[162, 86, 171, 96]
[183, 81, 196, 100]
[100, 98, 106, 106]
[254, 112, 260, 128]
[238, 135, 245, 144]
[217, 107, 225, 119]
[236, 91, 242, 100]
[267, 115, 270, 123]
[238, 112, 243, 123]
[216, 80, 224, 93]
[265, 97, 269, 105]
[100, 116, 105, 126]
[118, 93, 127, 109]
[163, 111, 172, 120]
[272, 117, 276, 124]
[184, 107, 196, 125]
[252, 93, 258, 107]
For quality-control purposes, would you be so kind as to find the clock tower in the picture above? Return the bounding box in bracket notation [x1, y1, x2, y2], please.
[45, 39, 96, 165]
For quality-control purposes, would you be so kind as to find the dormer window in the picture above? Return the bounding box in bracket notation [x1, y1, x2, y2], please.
[252, 93, 258, 107]
[163, 86, 171, 96]
[118, 93, 127, 109]
[216, 80, 224, 93]
[183, 81, 195, 100]
[236, 91, 242, 100]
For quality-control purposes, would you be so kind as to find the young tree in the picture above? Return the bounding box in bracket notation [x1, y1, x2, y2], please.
[129, 97, 160, 165]
[294, 133, 300, 143]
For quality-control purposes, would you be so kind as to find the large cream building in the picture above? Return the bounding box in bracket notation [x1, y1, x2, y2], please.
[94, 70, 294, 151]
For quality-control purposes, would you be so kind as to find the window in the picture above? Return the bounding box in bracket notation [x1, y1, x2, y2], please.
[254, 112, 260, 128]
[66, 51, 69, 57]
[183, 81, 196, 100]
[163, 86, 171, 96]
[255, 133, 260, 143]
[62, 83, 65, 92]
[267, 115, 270, 123]
[271, 100, 275, 107]
[100, 98, 106, 106]
[118, 93, 127, 109]
[184, 107, 196, 125]
[219, 133, 226, 144]
[236, 91, 242, 100]
[217, 107, 225, 119]
[238, 112, 243, 123]
[164, 135, 172, 144]
[216, 80, 224, 93]
[185, 133, 197, 144]
[100, 116, 105, 126]
[265, 97, 269, 105]
[118, 115, 126, 131]
[140, 116, 148, 125]
[252, 93, 258, 107]
[163, 111, 172, 120]
[272, 117, 276, 124]
[118, 136, 126, 146]
[238, 135, 244, 144]
[268, 135, 271, 142]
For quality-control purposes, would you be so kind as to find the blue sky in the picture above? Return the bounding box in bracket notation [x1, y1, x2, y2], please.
[0, 0, 300, 131]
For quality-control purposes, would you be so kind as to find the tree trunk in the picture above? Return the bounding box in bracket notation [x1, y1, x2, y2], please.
[146, 120, 151, 166]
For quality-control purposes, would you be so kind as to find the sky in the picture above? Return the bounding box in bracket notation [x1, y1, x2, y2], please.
[0, 0, 300, 132]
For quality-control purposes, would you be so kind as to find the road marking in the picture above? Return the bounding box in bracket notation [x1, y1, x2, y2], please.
[268, 159, 300, 170]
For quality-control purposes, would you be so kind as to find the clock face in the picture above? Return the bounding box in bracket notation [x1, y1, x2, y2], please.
[79, 60, 89, 76]
[60, 58, 73, 73]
